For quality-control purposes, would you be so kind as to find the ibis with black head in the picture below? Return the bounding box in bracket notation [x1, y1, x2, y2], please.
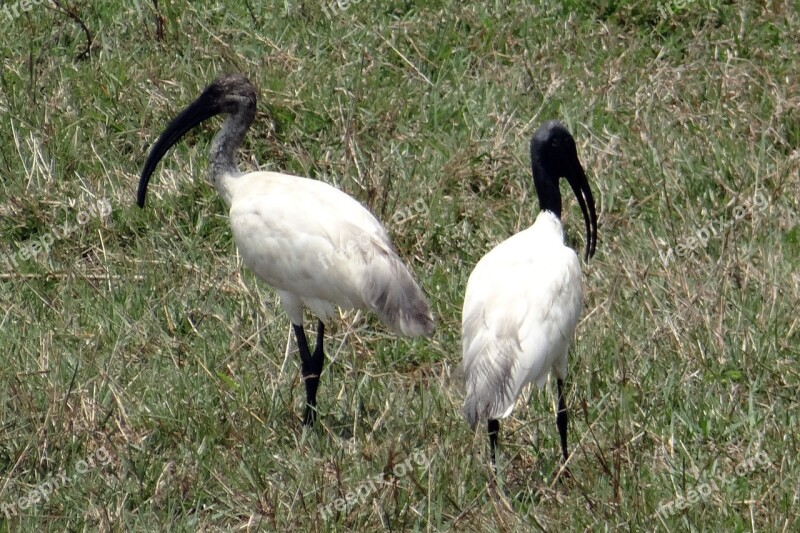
[138, 74, 435, 426]
[460, 121, 598, 470]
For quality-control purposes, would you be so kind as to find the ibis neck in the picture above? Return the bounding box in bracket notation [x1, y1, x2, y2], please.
[533, 166, 562, 219]
[208, 107, 255, 206]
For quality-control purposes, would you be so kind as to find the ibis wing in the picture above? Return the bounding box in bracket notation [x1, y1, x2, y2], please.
[228, 172, 433, 334]
[460, 222, 583, 427]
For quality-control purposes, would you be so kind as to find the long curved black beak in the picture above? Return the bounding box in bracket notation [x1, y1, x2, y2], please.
[137, 90, 221, 208]
[566, 160, 597, 261]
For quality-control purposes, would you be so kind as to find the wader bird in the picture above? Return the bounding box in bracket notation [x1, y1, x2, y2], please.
[460, 121, 597, 469]
[138, 74, 435, 425]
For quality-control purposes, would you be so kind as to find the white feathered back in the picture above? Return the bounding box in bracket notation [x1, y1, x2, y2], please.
[229, 171, 434, 335]
[461, 211, 583, 428]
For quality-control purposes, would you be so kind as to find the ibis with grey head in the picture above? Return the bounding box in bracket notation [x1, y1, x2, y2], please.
[137, 74, 435, 426]
[460, 121, 597, 471]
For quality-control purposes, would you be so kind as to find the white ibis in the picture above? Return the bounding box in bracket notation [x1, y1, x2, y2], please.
[137, 74, 435, 425]
[460, 121, 597, 469]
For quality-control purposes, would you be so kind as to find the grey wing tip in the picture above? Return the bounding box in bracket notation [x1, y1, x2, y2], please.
[459, 348, 517, 431]
[399, 317, 435, 338]
[458, 362, 483, 431]
[368, 257, 436, 337]
[405, 302, 436, 337]
[462, 399, 480, 431]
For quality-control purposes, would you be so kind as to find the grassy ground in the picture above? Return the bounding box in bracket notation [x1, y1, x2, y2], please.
[1, 0, 799, 530]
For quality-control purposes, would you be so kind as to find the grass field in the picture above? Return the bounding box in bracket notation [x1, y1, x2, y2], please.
[1, 0, 799, 530]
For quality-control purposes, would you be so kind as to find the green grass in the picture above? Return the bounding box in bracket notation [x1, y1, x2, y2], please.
[1, 0, 799, 530]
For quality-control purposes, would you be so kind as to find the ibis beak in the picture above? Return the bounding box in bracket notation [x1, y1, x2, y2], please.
[566, 160, 597, 261]
[137, 88, 222, 208]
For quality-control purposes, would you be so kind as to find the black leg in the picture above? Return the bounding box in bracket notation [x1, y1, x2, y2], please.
[292, 320, 326, 426]
[556, 379, 568, 463]
[314, 320, 325, 359]
[488, 419, 500, 471]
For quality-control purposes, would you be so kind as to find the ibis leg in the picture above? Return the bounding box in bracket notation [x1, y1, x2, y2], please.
[556, 378, 568, 463]
[488, 419, 500, 470]
[293, 320, 326, 426]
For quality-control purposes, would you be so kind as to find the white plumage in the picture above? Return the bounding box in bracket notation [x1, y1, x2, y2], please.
[460, 121, 597, 469]
[227, 171, 432, 336]
[137, 74, 434, 426]
[462, 211, 583, 423]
